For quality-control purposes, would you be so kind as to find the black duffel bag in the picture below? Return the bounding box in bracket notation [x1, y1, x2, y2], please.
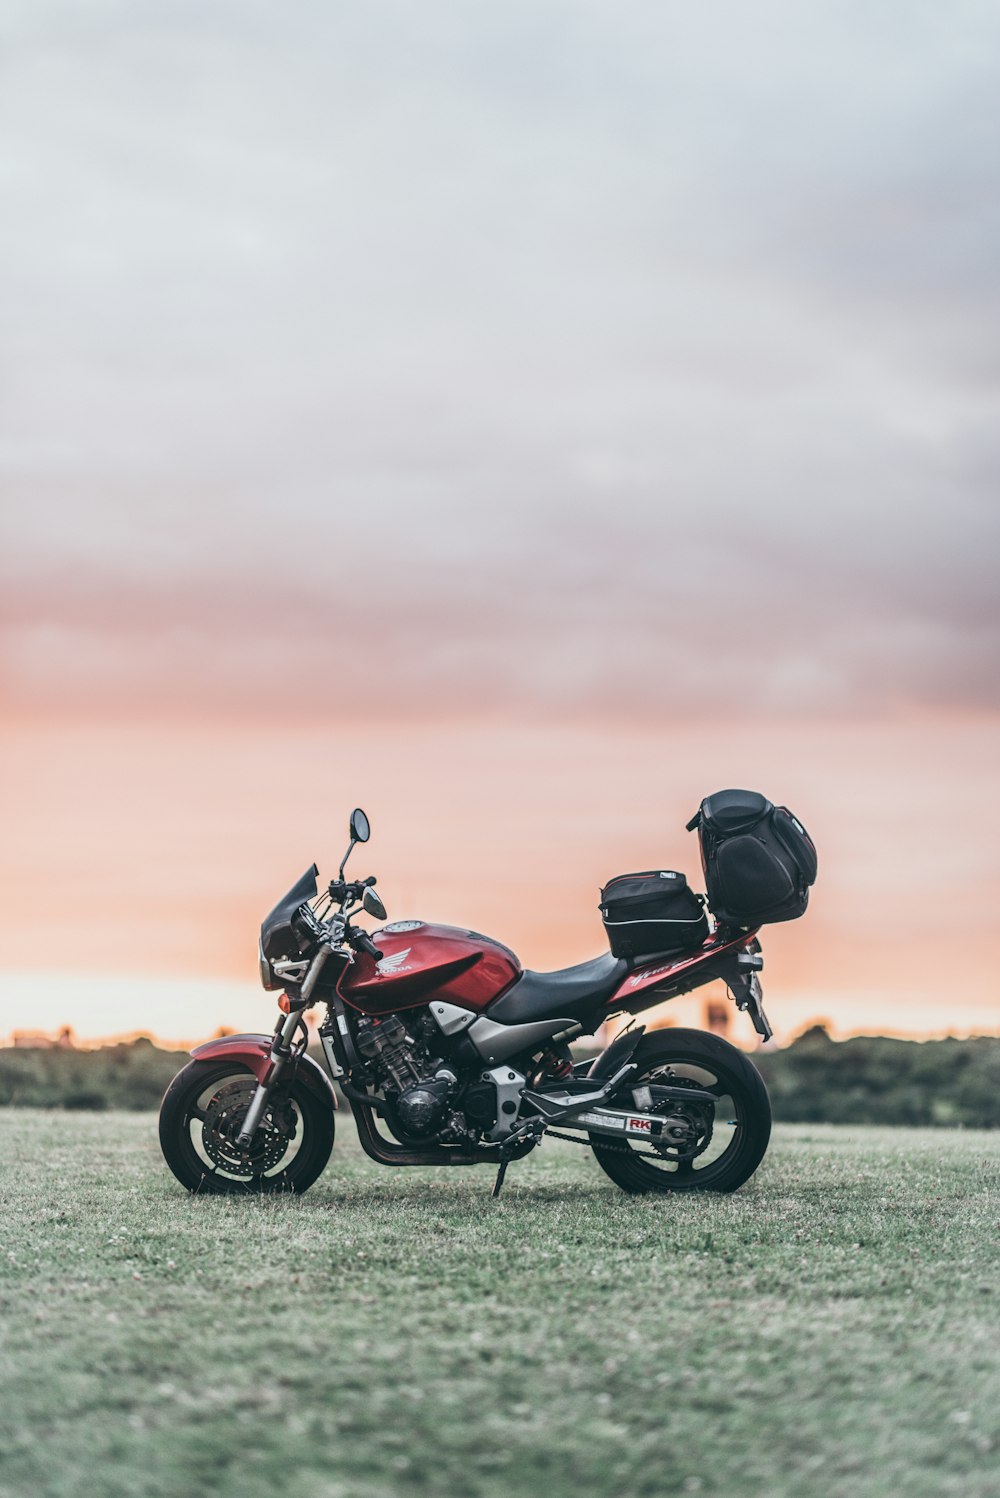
[600, 870, 709, 960]
[687, 789, 817, 927]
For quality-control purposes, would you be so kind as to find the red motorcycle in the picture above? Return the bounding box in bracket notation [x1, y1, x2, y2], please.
[160, 794, 816, 1197]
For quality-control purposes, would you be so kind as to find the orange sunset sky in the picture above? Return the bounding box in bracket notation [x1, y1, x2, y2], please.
[2, 5, 998, 1045]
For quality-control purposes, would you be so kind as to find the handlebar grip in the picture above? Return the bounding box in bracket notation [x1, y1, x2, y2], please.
[353, 929, 384, 962]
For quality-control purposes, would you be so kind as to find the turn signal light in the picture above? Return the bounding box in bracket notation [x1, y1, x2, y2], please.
[278, 993, 293, 1014]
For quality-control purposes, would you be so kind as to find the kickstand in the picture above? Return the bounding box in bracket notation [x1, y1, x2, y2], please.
[491, 1119, 545, 1198]
[491, 1156, 510, 1199]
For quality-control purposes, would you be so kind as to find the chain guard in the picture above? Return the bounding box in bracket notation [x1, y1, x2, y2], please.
[201, 1080, 298, 1176]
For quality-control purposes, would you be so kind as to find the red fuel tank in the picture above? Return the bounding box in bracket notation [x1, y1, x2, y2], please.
[337, 921, 521, 1015]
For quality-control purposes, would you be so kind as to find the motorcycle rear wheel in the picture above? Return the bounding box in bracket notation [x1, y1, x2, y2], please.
[159, 1059, 334, 1195]
[589, 1028, 771, 1194]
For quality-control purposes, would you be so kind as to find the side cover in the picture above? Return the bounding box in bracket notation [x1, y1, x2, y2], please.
[602, 928, 758, 1011]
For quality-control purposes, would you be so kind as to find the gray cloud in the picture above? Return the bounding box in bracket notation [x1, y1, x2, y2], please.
[2, 1, 999, 719]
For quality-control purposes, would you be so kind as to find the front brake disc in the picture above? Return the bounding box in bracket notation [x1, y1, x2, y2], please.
[201, 1080, 292, 1175]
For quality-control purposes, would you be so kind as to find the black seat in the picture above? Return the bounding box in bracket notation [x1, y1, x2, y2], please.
[486, 951, 629, 1027]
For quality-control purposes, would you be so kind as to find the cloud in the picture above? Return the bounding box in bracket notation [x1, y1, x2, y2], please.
[3, 526, 998, 721]
[2, 1, 999, 721]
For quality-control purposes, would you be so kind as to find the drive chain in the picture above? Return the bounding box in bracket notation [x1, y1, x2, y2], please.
[546, 1127, 668, 1161]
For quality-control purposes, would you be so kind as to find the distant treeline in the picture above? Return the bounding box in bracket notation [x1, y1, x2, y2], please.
[0, 1028, 997, 1127]
[0, 1035, 186, 1112]
[754, 1026, 999, 1129]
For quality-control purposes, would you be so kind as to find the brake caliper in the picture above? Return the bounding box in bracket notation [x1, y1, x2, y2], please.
[202, 1081, 296, 1174]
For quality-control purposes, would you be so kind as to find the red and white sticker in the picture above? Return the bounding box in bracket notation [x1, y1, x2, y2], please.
[574, 1111, 659, 1136]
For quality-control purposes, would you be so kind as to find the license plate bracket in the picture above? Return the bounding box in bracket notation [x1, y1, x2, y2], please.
[732, 970, 772, 1041]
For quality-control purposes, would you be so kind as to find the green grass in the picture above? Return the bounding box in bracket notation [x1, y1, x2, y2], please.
[0, 1114, 997, 1498]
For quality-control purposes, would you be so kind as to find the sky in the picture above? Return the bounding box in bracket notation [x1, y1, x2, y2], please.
[1, 2, 998, 1045]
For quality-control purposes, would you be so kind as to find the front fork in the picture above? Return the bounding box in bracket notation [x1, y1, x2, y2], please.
[235, 943, 333, 1149]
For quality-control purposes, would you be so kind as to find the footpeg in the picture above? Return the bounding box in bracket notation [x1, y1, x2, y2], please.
[520, 1061, 637, 1124]
[489, 1064, 640, 1195]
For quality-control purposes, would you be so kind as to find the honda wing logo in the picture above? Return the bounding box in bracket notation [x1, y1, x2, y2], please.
[376, 947, 411, 975]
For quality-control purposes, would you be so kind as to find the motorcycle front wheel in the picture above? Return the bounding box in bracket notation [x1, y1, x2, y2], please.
[159, 1059, 334, 1195]
[589, 1028, 771, 1194]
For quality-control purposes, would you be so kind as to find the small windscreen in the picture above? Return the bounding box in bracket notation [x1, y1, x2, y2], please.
[260, 864, 319, 946]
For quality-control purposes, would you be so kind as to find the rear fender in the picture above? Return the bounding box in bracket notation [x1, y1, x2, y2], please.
[189, 1033, 337, 1108]
[588, 1025, 646, 1079]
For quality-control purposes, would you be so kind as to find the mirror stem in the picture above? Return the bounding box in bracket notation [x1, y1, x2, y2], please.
[337, 838, 357, 881]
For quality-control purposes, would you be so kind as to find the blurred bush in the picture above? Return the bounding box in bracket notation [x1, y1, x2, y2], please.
[0, 1036, 185, 1110]
[0, 1028, 997, 1126]
[754, 1026, 1000, 1129]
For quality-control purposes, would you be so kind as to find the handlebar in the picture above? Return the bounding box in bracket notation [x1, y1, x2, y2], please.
[329, 876, 376, 896]
[349, 926, 383, 962]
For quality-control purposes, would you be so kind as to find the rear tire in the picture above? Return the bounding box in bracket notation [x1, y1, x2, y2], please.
[159, 1059, 334, 1195]
[589, 1028, 771, 1194]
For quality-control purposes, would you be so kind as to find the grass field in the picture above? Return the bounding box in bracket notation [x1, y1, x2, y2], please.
[0, 1113, 997, 1498]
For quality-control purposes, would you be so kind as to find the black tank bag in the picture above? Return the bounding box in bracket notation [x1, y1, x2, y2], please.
[600, 870, 709, 960]
[687, 789, 817, 927]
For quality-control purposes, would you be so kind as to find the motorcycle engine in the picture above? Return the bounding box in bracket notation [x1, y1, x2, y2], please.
[394, 1072, 459, 1137]
[354, 1012, 462, 1141]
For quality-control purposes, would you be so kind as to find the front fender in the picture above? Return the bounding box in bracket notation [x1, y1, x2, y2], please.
[189, 1033, 338, 1108]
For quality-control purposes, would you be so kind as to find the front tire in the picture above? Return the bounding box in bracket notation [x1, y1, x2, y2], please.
[589, 1028, 771, 1194]
[159, 1060, 334, 1195]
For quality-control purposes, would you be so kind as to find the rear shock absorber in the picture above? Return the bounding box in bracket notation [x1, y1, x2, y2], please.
[537, 1045, 573, 1081]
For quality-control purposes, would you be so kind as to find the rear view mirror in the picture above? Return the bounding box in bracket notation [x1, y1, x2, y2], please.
[339, 806, 372, 879]
[363, 887, 387, 922]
